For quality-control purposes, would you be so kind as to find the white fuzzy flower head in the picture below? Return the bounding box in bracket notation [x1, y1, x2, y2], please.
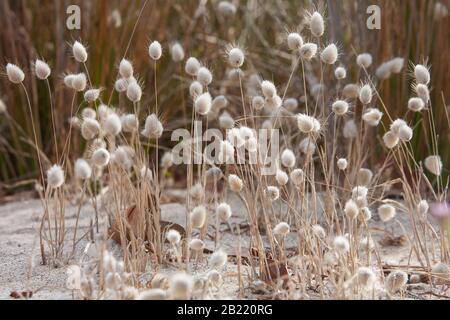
[47, 165, 65, 188]
[64, 74, 76, 88]
[81, 118, 100, 140]
[283, 98, 298, 112]
[189, 238, 205, 251]
[35, 59, 51, 80]
[218, 1, 237, 16]
[309, 11, 324, 37]
[227, 47, 245, 69]
[197, 67, 213, 86]
[84, 89, 101, 103]
[194, 92, 212, 115]
[126, 81, 142, 102]
[72, 41, 88, 63]
[114, 78, 128, 92]
[170, 42, 185, 62]
[185, 57, 201, 76]
[408, 97, 425, 112]
[424, 155, 443, 176]
[359, 84, 373, 105]
[312, 225, 326, 239]
[111, 146, 134, 170]
[361, 207, 372, 221]
[265, 95, 282, 111]
[337, 158, 348, 170]
[92, 148, 110, 167]
[297, 113, 319, 133]
[119, 59, 133, 79]
[74, 159, 92, 180]
[434, 2, 449, 20]
[209, 250, 228, 269]
[357, 267, 376, 287]
[228, 174, 243, 192]
[212, 95, 228, 111]
[334, 66, 347, 80]
[383, 131, 399, 149]
[169, 273, 193, 300]
[344, 199, 359, 219]
[0, 99, 7, 114]
[190, 205, 207, 228]
[290, 169, 304, 186]
[142, 114, 163, 139]
[251, 96, 265, 111]
[276, 170, 289, 186]
[266, 186, 280, 202]
[189, 81, 203, 98]
[357, 168, 373, 186]
[390, 119, 407, 136]
[332, 100, 349, 115]
[356, 53, 373, 69]
[261, 80, 277, 98]
[343, 83, 360, 99]
[287, 33, 303, 50]
[281, 149, 296, 168]
[415, 83, 430, 103]
[72, 73, 87, 92]
[219, 111, 234, 129]
[6, 63, 25, 84]
[362, 108, 383, 126]
[398, 125, 413, 142]
[385, 271, 408, 293]
[343, 119, 358, 139]
[82, 107, 96, 119]
[274, 222, 290, 237]
[321, 44, 338, 65]
[299, 137, 316, 155]
[121, 114, 139, 133]
[389, 57, 405, 73]
[414, 64, 430, 85]
[333, 236, 350, 253]
[300, 43, 318, 60]
[378, 204, 396, 222]
[216, 202, 232, 222]
[148, 41, 162, 60]
[166, 229, 181, 245]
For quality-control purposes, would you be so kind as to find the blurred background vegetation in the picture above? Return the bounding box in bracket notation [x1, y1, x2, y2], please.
[0, 0, 448, 196]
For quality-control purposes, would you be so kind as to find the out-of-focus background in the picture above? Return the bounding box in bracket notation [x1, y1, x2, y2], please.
[0, 0, 449, 195]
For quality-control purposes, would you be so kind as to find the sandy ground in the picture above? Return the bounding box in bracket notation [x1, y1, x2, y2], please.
[0, 191, 448, 300]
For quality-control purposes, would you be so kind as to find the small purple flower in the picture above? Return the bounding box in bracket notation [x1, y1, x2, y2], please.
[430, 202, 450, 220]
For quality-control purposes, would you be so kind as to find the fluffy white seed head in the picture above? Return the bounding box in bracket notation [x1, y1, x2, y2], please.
[148, 41, 162, 60]
[189, 238, 205, 251]
[352, 186, 368, 200]
[114, 78, 128, 92]
[332, 100, 349, 115]
[197, 67, 213, 86]
[398, 125, 413, 142]
[0, 99, 6, 114]
[251, 96, 265, 111]
[299, 137, 316, 154]
[357, 267, 376, 287]
[345, 199, 359, 219]
[190, 205, 207, 228]
[126, 81, 142, 102]
[92, 148, 110, 167]
[227, 47, 245, 68]
[434, 2, 449, 20]
[418, 200, 429, 215]
[212, 95, 228, 110]
[321, 44, 338, 65]
[72, 73, 87, 92]
[273, 222, 290, 237]
[337, 158, 348, 170]
[81, 107, 96, 119]
[228, 174, 243, 192]
[6, 63, 25, 84]
[74, 159, 92, 180]
[81, 118, 100, 140]
[408, 97, 425, 112]
[281, 149, 296, 168]
[361, 207, 372, 221]
[359, 84, 373, 105]
[357, 168, 373, 186]
[119, 59, 133, 79]
[47, 165, 65, 188]
[169, 273, 193, 300]
[287, 33, 303, 50]
[185, 57, 201, 76]
[72, 41, 88, 63]
[219, 111, 234, 129]
[209, 250, 228, 269]
[276, 170, 289, 186]
[343, 83, 360, 99]
[362, 108, 383, 126]
[218, 1, 237, 16]
[312, 225, 326, 239]
[111, 146, 134, 170]
[290, 169, 304, 186]
[170, 42, 185, 62]
[216, 202, 232, 222]
[414, 64, 430, 85]
[333, 236, 350, 253]
[309, 11, 324, 37]
[189, 81, 203, 98]
[297, 113, 317, 133]
[376, 61, 392, 79]
[383, 131, 399, 149]
[121, 114, 139, 133]
[166, 229, 181, 245]
[334, 66, 347, 80]
[390, 119, 407, 136]
[424, 155, 443, 176]
[261, 80, 277, 98]
[415, 83, 430, 103]
[283, 98, 298, 112]
[343, 119, 358, 139]
[385, 271, 408, 293]
[265, 95, 282, 110]
[266, 186, 280, 202]
[389, 57, 405, 73]
[194, 92, 212, 115]
[35, 59, 51, 80]
[356, 53, 373, 69]
[142, 114, 163, 139]
[300, 43, 318, 60]
[378, 204, 396, 222]
[84, 89, 101, 103]
[64, 74, 76, 88]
